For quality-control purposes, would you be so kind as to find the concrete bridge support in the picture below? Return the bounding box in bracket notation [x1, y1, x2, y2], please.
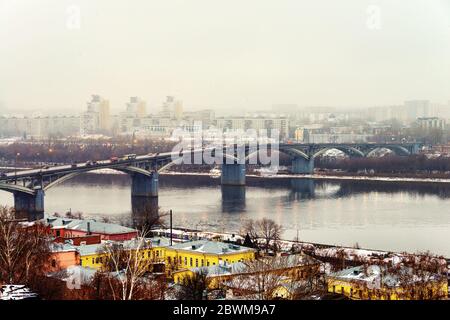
[291, 157, 315, 174]
[221, 164, 246, 186]
[411, 144, 420, 155]
[131, 172, 159, 197]
[14, 189, 45, 221]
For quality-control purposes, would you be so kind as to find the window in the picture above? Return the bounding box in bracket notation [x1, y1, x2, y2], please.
[168, 257, 171, 264]
[56, 230, 60, 237]
[92, 258, 95, 264]
[184, 257, 187, 265]
[195, 259, 198, 267]
[201, 259, 204, 266]
[341, 287, 344, 294]
[207, 261, 210, 266]
[51, 259, 56, 268]
[190, 258, 193, 266]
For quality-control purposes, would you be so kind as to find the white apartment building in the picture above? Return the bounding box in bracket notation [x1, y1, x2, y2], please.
[80, 95, 111, 135]
[417, 117, 446, 131]
[0, 115, 80, 138]
[214, 116, 289, 139]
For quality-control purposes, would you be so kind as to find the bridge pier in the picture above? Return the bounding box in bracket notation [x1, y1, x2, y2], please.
[291, 157, 314, 174]
[131, 172, 159, 197]
[411, 144, 420, 155]
[221, 164, 246, 186]
[14, 189, 45, 221]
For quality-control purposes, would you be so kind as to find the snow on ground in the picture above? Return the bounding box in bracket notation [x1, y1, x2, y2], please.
[0, 285, 39, 300]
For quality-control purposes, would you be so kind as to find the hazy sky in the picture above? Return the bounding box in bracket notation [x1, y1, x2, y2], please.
[0, 0, 449, 114]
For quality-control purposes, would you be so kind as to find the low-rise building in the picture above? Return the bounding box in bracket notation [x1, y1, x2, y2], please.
[48, 243, 80, 272]
[77, 237, 169, 269]
[326, 265, 448, 300]
[173, 253, 320, 294]
[44, 217, 138, 241]
[167, 240, 256, 278]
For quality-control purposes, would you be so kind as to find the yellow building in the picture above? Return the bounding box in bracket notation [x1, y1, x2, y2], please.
[326, 265, 448, 300]
[76, 237, 255, 279]
[173, 253, 321, 294]
[167, 240, 256, 280]
[78, 237, 169, 269]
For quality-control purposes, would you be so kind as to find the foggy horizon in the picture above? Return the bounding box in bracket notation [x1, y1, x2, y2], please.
[1, 0, 449, 114]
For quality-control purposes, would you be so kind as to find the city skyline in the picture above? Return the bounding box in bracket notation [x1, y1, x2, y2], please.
[1, 94, 449, 117]
[1, 0, 449, 113]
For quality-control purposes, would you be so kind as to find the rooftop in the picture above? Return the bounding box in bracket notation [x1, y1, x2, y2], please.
[171, 239, 254, 255]
[183, 253, 319, 277]
[49, 242, 78, 253]
[328, 265, 443, 288]
[44, 217, 137, 235]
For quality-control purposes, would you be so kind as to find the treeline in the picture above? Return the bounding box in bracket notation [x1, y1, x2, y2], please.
[0, 140, 177, 165]
[316, 155, 450, 174]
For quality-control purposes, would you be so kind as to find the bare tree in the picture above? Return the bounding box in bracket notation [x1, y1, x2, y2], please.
[97, 228, 156, 300]
[257, 218, 283, 254]
[177, 268, 210, 300]
[242, 218, 283, 254]
[242, 220, 259, 244]
[0, 206, 52, 284]
[350, 252, 448, 300]
[227, 255, 321, 300]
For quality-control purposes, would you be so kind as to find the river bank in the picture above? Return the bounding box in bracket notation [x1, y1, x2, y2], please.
[158, 171, 450, 185]
[152, 227, 450, 263]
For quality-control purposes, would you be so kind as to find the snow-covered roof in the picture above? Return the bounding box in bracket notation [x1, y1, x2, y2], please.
[48, 266, 98, 285]
[171, 239, 254, 255]
[328, 265, 443, 288]
[50, 242, 78, 253]
[43, 217, 137, 235]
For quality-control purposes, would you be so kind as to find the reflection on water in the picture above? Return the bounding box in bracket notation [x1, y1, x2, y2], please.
[131, 196, 159, 229]
[1, 174, 450, 256]
[221, 186, 246, 213]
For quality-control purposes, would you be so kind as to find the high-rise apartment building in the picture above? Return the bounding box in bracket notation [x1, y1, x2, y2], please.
[161, 96, 183, 120]
[80, 95, 111, 135]
[126, 97, 147, 118]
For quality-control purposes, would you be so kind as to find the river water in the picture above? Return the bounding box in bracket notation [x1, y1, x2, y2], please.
[1, 173, 449, 257]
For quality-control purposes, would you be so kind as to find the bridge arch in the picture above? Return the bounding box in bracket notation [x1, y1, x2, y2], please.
[312, 146, 365, 159]
[157, 151, 240, 173]
[0, 183, 35, 195]
[43, 166, 153, 192]
[366, 145, 411, 157]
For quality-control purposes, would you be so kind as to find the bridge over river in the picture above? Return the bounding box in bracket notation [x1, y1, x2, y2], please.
[0, 142, 421, 220]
